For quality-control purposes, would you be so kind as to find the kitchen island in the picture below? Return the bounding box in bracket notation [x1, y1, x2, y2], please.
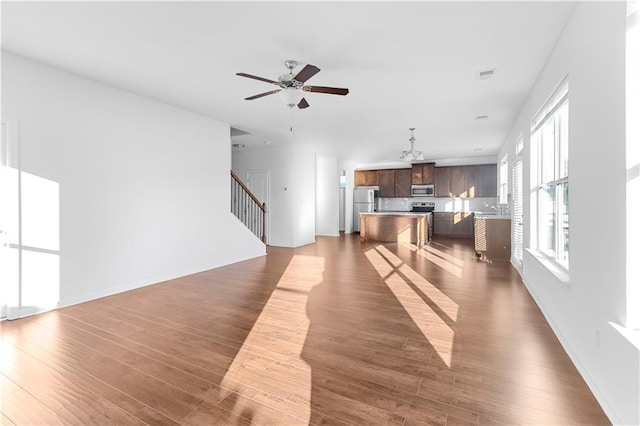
[359, 212, 432, 246]
[474, 214, 512, 260]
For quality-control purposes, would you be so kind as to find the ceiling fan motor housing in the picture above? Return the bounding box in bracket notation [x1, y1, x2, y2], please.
[278, 73, 303, 89]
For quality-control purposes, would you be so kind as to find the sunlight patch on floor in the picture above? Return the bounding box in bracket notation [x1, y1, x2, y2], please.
[365, 245, 456, 367]
[422, 245, 465, 268]
[218, 254, 324, 423]
[401, 243, 464, 278]
[417, 248, 463, 278]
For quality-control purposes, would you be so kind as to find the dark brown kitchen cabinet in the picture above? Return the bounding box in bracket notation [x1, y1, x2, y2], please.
[411, 163, 435, 185]
[477, 164, 497, 197]
[378, 169, 395, 197]
[354, 170, 378, 187]
[395, 168, 412, 197]
[465, 166, 479, 197]
[453, 212, 474, 237]
[450, 166, 467, 197]
[377, 168, 412, 197]
[433, 164, 497, 198]
[433, 212, 453, 235]
[433, 211, 474, 238]
[434, 167, 451, 197]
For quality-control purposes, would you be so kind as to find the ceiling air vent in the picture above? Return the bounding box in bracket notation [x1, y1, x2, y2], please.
[475, 115, 489, 121]
[476, 68, 496, 81]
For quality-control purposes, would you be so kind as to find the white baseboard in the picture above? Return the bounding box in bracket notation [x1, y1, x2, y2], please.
[8, 255, 267, 321]
[520, 278, 620, 425]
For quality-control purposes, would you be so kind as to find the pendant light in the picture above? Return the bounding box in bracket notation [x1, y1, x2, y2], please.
[401, 128, 424, 162]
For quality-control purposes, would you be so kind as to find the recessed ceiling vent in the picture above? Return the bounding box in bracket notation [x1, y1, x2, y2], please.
[475, 115, 489, 121]
[476, 68, 496, 81]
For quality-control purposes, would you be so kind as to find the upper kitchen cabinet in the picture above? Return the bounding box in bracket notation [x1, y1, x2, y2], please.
[449, 166, 467, 197]
[411, 163, 435, 185]
[460, 165, 497, 197]
[435, 167, 451, 197]
[354, 170, 378, 187]
[378, 168, 412, 197]
[465, 164, 498, 197]
[356, 164, 496, 198]
[378, 169, 395, 197]
[434, 164, 497, 198]
[465, 165, 480, 197]
[477, 164, 497, 197]
[395, 168, 412, 197]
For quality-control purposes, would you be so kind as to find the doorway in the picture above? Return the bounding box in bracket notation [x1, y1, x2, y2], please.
[246, 170, 271, 245]
[1, 116, 20, 320]
[339, 170, 346, 231]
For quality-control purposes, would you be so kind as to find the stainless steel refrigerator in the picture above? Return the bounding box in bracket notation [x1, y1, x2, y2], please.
[353, 186, 379, 232]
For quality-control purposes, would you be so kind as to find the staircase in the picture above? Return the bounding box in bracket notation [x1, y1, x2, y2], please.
[230, 170, 266, 244]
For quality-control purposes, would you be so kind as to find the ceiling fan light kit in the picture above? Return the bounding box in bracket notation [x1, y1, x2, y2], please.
[236, 60, 349, 110]
[401, 128, 424, 162]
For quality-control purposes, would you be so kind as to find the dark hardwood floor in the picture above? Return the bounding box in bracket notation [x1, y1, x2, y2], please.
[0, 234, 610, 425]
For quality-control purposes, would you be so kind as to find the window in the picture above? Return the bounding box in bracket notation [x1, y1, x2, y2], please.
[499, 154, 508, 204]
[515, 135, 524, 156]
[512, 159, 523, 264]
[531, 79, 569, 268]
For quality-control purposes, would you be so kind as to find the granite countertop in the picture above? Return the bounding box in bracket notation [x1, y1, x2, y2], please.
[474, 213, 511, 219]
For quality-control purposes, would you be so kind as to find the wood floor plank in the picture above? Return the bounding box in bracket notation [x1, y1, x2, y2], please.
[0, 235, 611, 425]
[0, 413, 15, 426]
[56, 396, 148, 426]
[181, 401, 252, 426]
[1, 322, 186, 425]
[0, 374, 64, 426]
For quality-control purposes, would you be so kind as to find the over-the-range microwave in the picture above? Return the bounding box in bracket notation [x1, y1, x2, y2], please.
[411, 184, 435, 197]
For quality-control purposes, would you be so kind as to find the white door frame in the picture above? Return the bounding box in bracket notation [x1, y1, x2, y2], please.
[246, 169, 271, 245]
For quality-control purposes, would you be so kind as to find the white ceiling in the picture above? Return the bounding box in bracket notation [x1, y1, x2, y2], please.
[1, 1, 576, 166]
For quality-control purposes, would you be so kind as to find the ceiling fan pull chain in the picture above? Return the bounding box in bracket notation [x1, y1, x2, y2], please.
[289, 106, 294, 133]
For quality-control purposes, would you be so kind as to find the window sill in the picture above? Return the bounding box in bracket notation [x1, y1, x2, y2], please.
[609, 322, 640, 351]
[526, 248, 570, 285]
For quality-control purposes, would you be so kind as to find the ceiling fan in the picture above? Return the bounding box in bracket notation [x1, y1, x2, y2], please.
[236, 60, 349, 109]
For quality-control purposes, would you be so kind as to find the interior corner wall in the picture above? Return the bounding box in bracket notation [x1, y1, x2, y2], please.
[315, 156, 339, 237]
[497, 3, 638, 424]
[232, 144, 316, 248]
[1, 52, 266, 316]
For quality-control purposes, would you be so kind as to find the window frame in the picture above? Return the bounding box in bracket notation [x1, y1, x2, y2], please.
[530, 79, 569, 270]
[499, 154, 509, 205]
[512, 135, 524, 266]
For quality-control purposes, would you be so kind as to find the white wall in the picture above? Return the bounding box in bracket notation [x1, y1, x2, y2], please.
[2, 52, 266, 317]
[315, 156, 339, 237]
[497, 3, 639, 424]
[232, 144, 316, 247]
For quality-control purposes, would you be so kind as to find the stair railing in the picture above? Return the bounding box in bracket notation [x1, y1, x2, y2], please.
[230, 170, 266, 244]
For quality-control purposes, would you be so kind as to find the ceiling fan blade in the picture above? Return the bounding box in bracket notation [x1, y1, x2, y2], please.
[236, 72, 280, 85]
[293, 64, 321, 83]
[298, 98, 310, 109]
[303, 86, 349, 96]
[245, 89, 281, 100]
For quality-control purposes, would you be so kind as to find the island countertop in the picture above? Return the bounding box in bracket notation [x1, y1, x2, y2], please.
[359, 212, 431, 245]
[360, 211, 432, 216]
